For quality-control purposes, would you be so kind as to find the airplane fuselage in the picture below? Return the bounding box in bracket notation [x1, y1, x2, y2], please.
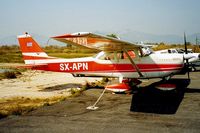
[27, 52, 184, 79]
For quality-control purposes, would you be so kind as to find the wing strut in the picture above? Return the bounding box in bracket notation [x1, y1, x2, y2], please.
[123, 49, 144, 77]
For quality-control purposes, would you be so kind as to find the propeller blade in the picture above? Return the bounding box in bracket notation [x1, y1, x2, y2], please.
[184, 32, 188, 54]
[184, 33, 190, 79]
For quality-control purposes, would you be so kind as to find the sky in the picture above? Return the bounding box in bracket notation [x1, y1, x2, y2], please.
[0, 0, 200, 38]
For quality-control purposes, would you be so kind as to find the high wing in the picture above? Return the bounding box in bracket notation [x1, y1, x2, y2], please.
[52, 32, 144, 77]
[51, 32, 140, 51]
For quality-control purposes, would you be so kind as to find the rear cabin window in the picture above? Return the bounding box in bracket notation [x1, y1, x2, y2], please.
[97, 51, 136, 61]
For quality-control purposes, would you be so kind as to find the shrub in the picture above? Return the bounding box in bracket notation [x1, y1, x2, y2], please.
[4, 71, 17, 79]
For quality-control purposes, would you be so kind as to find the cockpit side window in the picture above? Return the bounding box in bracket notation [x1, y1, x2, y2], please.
[124, 51, 136, 59]
[96, 49, 144, 61]
[97, 52, 117, 60]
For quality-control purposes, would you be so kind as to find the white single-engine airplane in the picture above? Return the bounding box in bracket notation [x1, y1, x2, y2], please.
[155, 48, 200, 63]
[17, 32, 194, 92]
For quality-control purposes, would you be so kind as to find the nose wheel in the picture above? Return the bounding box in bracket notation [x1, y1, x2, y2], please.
[163, 75, 171, 81]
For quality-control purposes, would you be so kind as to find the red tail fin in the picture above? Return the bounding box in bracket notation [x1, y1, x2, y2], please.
[17, 33, 49, 64]
[17, 33, 46, 53]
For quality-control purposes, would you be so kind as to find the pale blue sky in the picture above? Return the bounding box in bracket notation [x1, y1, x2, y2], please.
[0, 0, 199, 38]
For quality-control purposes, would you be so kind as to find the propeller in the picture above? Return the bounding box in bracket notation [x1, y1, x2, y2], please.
[184, 33, 190, 79]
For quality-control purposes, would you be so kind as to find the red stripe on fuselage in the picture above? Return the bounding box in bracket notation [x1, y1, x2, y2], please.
[31, 61, 183, 73]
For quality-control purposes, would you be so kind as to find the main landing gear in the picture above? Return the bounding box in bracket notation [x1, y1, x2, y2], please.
[105, 78, 142, 93]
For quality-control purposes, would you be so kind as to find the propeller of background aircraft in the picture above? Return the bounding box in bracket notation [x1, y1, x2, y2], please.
[184, 33, 190, 79]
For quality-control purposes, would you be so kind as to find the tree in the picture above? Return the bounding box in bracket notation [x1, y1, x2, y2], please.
[106, 34, 119, 39]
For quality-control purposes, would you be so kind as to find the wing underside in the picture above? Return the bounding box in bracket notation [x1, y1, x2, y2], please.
[51, 32, 140, 51]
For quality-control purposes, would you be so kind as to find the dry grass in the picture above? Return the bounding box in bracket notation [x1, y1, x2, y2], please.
[0, 67, 26, 80]
[82, 78, 108, 90]
[0, 79, 105, 119]
[0, 71, 21, 80]
[1, 44, 199, 63]
[0, 85, 86, 119]
[153, 43, 200, 52]
[0, 45, 97, 63]
[0, 95, 70, 118]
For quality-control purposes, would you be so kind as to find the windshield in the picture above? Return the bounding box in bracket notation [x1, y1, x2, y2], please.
[141, 47, 153, 56]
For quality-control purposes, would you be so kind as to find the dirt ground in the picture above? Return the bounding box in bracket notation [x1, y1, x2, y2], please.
[0, 72, 200, 133]
[0, 67, 102, 99]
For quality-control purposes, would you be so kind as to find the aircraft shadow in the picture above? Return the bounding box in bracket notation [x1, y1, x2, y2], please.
[130, 78, 190, 114]
[185, 88, 200, 93]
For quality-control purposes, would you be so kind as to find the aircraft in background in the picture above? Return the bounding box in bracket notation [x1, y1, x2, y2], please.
[17, 32, 195, 93]
[155, 48, 200, 71]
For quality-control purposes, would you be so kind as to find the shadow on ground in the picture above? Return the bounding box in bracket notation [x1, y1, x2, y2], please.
[131, 78, 191, 114]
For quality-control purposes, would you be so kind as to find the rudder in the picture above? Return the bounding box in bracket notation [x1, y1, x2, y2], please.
[17, 33, 49, 64]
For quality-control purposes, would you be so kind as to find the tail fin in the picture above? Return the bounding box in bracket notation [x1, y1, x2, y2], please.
[17, 33, 49, 64]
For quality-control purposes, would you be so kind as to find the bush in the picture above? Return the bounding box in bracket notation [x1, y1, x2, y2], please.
[4, 71, 17, 79]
